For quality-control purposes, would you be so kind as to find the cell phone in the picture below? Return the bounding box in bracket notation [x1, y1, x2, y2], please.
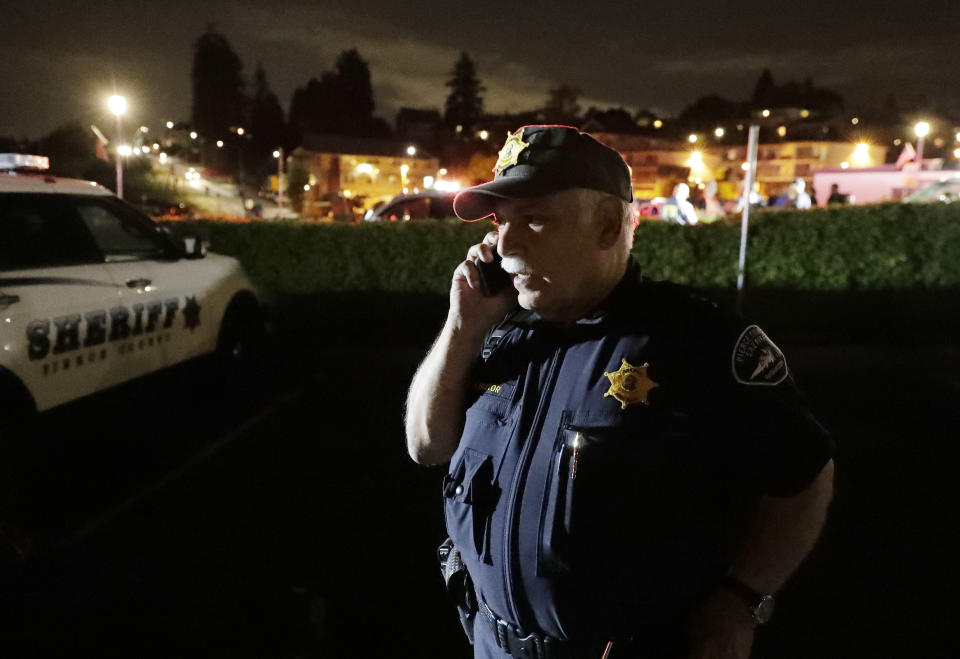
[473, 251, 511, 296]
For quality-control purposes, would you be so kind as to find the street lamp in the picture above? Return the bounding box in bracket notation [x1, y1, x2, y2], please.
[915, 121, 931, 169]
[273, 148, 284, 209]
[108, 94, 127, 198]
[406, 145, 417, 156]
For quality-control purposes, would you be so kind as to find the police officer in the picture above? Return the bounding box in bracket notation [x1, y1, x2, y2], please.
[405, 125, 834, 659]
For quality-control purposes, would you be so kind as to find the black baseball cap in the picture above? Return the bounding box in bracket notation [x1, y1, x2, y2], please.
[453, 125, 634, 221]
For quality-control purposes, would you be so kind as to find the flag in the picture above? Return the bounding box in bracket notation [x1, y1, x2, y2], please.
[90, 125, 110, 162]
[896, 141, 917, 169]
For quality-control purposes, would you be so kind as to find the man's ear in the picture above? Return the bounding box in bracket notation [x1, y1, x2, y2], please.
[595, 197, 624, 250]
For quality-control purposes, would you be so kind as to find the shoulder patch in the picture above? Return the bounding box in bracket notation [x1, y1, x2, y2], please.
[731, 325, 788, 386]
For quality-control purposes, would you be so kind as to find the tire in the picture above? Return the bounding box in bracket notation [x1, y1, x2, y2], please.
[215, 296, 265, 375]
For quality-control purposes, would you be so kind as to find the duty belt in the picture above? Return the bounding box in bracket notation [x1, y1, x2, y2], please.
[477, 599, 612, 659]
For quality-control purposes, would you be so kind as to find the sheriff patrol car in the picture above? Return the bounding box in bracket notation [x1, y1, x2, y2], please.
[0, 154, 262, 420]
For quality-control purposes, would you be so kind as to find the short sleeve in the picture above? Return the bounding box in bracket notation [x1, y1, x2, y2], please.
[695, 317, 835, 497]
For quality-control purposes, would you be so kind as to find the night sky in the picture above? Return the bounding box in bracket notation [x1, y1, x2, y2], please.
[3, 0, 959, 139]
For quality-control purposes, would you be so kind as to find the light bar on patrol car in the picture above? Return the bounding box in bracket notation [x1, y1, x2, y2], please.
[0, 154, 50, 171]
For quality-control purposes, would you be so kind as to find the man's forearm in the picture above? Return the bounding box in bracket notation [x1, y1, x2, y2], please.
[729, 459, 835, 594]
[404, 316, 486, 465]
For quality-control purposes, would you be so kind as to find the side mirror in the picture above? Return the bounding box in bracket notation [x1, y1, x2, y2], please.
[182, 234, 208, 259]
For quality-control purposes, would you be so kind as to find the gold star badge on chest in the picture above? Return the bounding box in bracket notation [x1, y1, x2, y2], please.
[603, 358, 659, 409]
[493, 128, 530, 175]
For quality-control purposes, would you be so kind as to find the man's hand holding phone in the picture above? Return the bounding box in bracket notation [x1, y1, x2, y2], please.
[449, 230, 517, 340]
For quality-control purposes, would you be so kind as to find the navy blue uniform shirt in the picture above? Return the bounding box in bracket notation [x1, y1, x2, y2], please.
[443, 261, 833, 652]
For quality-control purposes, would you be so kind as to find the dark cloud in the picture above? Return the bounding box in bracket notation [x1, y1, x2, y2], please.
[1, 0, 957, 138]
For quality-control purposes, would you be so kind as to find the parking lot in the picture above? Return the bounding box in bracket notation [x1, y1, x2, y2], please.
[1, 308, 958, 658]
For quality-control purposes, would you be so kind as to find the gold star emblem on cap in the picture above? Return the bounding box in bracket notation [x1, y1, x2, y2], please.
[603, 358, 658, 409]
[494, 128, 530, 175]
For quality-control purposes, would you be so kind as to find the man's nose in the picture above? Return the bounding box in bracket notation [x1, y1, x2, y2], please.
[497, 222, 521, 257]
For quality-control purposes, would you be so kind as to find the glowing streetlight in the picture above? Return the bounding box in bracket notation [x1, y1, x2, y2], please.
[653, 119, 663, 129]
[236, 127, 245, 136]
[189, 131, 198, 140]
[117, 145, 132, 157]
[166, 121, 174, 129]
[714, 127, 725, 138]
[216, 140, 224, 148]
[107, 94, 127, 198]
[688, 134, 698, 144]
[852, 142, 871, 167]
[438, 168, 448, 176]
[851, 117, 859, 125]
[478, 130, 489, 140]
[761, 109, 771, 118]
[777, 125, 787, 137]
[273, 150, 281, 159]
[108, 95, 127, 117]
[406, 145, 417, 156]
[915, 122, 931, 169]
[139, 125, 149, 133]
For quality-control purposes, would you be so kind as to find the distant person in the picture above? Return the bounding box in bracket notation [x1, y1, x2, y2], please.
[772, 179, 811, 210]
[661, 183, 699, 225]
[827, 183, 848, 205]
[700, 180, 724, 223]
[734, 181, 766, 213]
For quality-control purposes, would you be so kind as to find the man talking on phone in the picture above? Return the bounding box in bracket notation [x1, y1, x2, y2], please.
[405, 125, 835, 659]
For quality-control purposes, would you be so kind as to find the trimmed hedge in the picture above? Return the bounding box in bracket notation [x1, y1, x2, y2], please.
[164, 203, 960, 296]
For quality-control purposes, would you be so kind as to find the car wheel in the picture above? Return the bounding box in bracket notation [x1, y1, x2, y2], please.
[216, 296, 264, 373]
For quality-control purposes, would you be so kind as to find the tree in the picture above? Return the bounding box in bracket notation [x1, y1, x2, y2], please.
[752, 68, 775, 108]
[444, 52, 484, 135]
[249, 64, 286, 170]
[191, 26, 245, 142]
[543, 84, 581, 125]
[676, 95, 744, 132]
[334, 49, 375, 125]
[288, 49, 388, 138]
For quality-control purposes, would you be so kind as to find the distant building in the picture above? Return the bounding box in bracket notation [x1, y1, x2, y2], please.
[292, 134, 439, 218]
[588, 132, 724, 199]
[724, 140, 888, 199]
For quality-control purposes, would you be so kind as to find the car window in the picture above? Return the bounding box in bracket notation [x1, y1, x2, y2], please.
[384, 198, 430, 220]
[0, 193, 103, 271]
[430, 196, 455, 219]
[73, 196, 172, 261]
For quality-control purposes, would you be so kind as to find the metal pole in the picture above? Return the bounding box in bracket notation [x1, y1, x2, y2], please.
[916, 135, 925, 171]
[736, 125, 760, 314]
[115, 115, 124, 199]
[277, 147, 284, 210]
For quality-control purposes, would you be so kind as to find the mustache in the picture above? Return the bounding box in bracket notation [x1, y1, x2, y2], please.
[501, 258, 535, 276]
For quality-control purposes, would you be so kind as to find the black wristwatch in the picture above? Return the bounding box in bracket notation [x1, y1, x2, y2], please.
[720, 576, 775, 625]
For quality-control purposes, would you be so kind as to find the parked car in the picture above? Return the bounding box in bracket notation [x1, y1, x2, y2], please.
[0, 154, 263, 544]
[904, 179, 960, 204]
[364, 191, 456, 221]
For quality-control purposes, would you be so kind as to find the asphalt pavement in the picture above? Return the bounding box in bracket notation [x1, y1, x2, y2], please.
[1, 331, 957, 658]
